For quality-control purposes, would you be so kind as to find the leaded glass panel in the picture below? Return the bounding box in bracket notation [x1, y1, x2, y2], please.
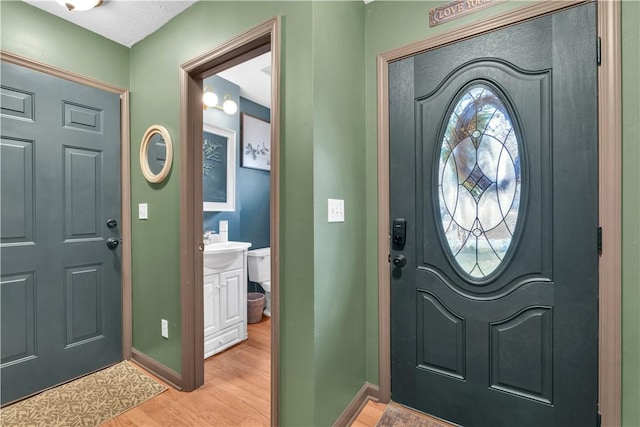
[438, 84, 522, 279]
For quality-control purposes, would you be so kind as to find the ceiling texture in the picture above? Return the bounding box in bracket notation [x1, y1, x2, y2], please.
[22, 0, 272, 108]
[23, 0, 197, 48]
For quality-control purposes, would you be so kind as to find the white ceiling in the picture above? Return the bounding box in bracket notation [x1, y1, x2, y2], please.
[218, 52, 272, 108]
[23, 0, 197, 48]
[22, 0, 271, 108]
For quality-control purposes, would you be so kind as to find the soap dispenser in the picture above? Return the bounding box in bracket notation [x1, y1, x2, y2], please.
[219, 220, 228, 243]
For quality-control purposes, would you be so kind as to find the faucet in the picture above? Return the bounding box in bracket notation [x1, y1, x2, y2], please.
[203, 231, 219, 244]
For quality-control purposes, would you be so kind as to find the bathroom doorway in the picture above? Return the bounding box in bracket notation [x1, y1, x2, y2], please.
[179, 18, 280, 425]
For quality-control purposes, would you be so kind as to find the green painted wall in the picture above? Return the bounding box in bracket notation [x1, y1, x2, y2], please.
[0, 1, 130, 89]
[128, 2, 317, 424]
[312, 2, 366, 426]
[4, 0, 638, 424]
[130, 3, 370, 423]
[622, 2, 640, 426]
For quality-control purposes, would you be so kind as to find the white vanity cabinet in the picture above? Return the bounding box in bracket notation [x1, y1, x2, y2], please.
[203, 242, 251, 358]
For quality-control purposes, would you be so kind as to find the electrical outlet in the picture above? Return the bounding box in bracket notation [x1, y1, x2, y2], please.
[161, 319, 169, 338]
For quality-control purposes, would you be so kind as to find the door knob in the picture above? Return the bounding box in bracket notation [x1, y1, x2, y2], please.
[106, 219, 118, 229]
[393, 254, 407, 268]
[106, 238, 120, 250]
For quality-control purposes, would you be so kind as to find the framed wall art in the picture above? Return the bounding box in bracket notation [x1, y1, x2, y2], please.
[241, 113, 270, 171]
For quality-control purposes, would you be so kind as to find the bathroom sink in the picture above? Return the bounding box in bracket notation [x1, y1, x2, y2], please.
[204, 241, 251, 255]
[203, 241, 251, 272]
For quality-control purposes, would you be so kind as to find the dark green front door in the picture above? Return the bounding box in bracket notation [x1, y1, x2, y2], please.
[1, 61, 122, 404]
[389, 4, 598, 426]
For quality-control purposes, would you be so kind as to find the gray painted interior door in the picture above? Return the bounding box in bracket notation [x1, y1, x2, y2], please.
[1, 61, 122, 404]
[389, 4, 598, 426]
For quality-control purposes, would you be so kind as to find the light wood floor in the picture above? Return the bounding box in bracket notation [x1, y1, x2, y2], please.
[351, 400, 387, 426]
[105, 318, 271, 426]
[105, 317, 390, 427]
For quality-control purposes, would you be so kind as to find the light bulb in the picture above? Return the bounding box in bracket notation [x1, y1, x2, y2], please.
[222, 99, 238, 115]
[57, 0, 102, 11]
[202, 91, 218, 108]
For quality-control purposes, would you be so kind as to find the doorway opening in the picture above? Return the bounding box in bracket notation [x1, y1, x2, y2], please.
[179, 17, 280, 425]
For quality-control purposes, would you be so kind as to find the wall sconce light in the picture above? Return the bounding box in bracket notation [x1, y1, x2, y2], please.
[203, 86, 238, 115]
[57, 0, 102, 11]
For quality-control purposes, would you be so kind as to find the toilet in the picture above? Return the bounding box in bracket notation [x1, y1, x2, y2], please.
[247, 248, 271, 317]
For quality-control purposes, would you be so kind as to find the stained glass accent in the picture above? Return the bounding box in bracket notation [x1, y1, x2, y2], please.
[438, 84, 522, 280]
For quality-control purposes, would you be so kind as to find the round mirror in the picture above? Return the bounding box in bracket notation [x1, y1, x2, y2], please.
[140, 125, 173, 183]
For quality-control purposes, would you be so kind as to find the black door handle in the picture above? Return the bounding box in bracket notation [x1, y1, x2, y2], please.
[106, 219, 118, 229]
[106, 238, 120, 250]
[393, 254, 407, 268]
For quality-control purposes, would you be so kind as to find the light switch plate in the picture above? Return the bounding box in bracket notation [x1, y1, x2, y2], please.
[138, 203, 148, 220]
[328, 198, 345, 222]
[161, 319, 169, 338]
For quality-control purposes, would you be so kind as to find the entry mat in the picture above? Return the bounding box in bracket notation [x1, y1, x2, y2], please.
[376, 403, 455, 427]
[0, 361, 167, 427]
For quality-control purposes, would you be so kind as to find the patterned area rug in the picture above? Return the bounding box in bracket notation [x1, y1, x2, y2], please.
[0, 361, 166, 427]
[376, 403, 454, 427]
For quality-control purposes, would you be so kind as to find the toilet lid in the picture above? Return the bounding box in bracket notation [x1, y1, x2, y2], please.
[261, 281, 271, 291]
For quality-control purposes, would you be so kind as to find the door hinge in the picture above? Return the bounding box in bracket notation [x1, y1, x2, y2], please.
[597, 411, 602, 427]
[597, 226, 603, 255]
[388, 253, 391, 263]
[597, 37, 602, 66]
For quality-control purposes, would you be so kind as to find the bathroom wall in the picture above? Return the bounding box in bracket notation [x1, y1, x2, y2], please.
[237, 97, 270, 250]
[203, 82, 271, 251]
[202, 75, 242, 239]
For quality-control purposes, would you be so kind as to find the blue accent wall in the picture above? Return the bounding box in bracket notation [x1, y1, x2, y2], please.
[203, 75, 270, 250]
[237, 97, 270, 250]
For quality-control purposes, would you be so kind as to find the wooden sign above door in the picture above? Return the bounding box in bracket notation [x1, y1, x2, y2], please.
[429, 0, 505, 27]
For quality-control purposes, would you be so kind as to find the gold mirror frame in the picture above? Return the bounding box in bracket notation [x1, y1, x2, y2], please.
[140, 125, 173, 183]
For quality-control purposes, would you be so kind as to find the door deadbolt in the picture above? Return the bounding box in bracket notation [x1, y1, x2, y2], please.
[392, 218, 407, 246]
[106, 238, 120, 250]
[393, 254, 407, 268]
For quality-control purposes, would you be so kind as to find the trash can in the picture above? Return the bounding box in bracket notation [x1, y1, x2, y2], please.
[247, 292, 266, 323]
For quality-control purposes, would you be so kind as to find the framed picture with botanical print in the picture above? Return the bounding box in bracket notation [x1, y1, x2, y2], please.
[241, 113, 270, 171]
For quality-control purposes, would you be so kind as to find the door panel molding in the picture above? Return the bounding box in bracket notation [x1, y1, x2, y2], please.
[0, 50, 133, 363]
[377, 1, 621, 425]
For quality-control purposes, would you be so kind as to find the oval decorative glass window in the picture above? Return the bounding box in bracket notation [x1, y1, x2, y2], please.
[438, 84, 522, 279]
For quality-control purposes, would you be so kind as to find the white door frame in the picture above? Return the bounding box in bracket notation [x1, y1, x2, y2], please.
[376, 1, 621, 425]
